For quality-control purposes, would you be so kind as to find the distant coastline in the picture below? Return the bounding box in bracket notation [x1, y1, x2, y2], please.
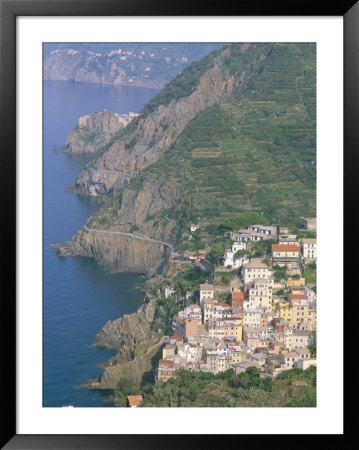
[44, 77, 167, 91]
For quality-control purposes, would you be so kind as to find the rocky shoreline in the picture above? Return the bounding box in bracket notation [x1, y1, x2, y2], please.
[80, 295, 167, 390]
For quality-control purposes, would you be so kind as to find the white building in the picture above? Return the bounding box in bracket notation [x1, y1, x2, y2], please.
[164, 286, 176, 299]
[242, 308, 261, 328]
[301, 238, 317, 261]
[178, 305, 202, 323]
[223, 242, 248, 268]
[200, 284, 214, 305]
[249, 225, 277, 238]
[245, 278, 274, 310]
[241, 260, 271, 285]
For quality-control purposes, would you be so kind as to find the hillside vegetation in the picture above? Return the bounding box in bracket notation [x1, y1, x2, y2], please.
[88, 43, 315, 234]
[115, 366, 317, 407]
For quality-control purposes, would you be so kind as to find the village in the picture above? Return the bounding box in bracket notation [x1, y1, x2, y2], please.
[147, 216, 317, 400]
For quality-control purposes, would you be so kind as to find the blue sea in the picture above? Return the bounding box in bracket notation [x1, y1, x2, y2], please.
[43, 81, 158, 407]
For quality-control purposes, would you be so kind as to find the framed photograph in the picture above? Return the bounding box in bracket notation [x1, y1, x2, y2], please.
[1, 0, 356, 447]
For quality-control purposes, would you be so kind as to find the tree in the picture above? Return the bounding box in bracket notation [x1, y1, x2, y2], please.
[114, 378, 140, 407]
[207, 242, 225, 264]
[308, 331, 316, 357]
[234, 249, 251, 258]
[205, 224, 219, 236]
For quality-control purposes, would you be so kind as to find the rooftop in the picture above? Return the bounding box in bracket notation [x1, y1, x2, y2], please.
[159, 359, 175, 368]
[127, 395, 143, 407]
[289, 294, 308, 300]
[243, 261, 268, 269]
[200, 283, 214, 290]
[301, 238, 317, 244]
[272, 244, 299, 252]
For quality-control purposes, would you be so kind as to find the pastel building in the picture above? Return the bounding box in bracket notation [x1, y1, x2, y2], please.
[157, 359, 175, 382]
[178, 305, 202, 323]
[272, 244, 299, 264]
[301, 238, 317, 261]
[246, 278, 274, 310]
[200, 284, 214, 304]
[241, 260, 271, 286]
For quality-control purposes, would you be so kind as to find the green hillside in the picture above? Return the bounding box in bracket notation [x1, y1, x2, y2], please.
[88, 43, 316, 233]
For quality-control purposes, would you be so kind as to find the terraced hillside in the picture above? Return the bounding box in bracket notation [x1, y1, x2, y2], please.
[89, 43, 316, 230]
[59, 43, 316, 274]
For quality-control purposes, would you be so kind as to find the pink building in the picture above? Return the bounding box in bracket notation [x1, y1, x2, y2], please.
[157, 359, 175, 382]
[243, 327, 260, 349]
[178, 305, 202, 323]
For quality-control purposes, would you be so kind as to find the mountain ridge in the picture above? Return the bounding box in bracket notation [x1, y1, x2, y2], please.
[55, 42, 316, 275]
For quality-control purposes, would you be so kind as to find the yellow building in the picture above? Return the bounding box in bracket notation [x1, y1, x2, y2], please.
[229, 349, 245, 364]
[162, 344, 176, 359]
[224, 319, 243, 342]
[286, 278, 306, 287]
[289, 294, 316, 330]
[278, 301, 293, 323]
[272, 244, 299, 264]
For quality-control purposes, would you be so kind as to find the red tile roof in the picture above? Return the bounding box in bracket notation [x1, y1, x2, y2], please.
[159, 359, 175, 368]
[127, 395, 143, 407]
[272, 244, 299, 252]
[289, 294, 308, 300]
[232, 291, 244, 299]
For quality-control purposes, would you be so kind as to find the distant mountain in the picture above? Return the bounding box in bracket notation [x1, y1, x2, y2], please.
[43, 43, 223, 88]
[56, 43, 316, 276]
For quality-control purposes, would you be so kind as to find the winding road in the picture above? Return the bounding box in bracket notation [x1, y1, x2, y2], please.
[82, 225, 175, 252]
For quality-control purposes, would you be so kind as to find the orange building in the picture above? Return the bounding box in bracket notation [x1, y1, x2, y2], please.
[231, 291, 244, 309]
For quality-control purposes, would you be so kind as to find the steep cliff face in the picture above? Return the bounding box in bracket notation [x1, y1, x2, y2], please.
[72, 43, 274, 198]
[85, 298, 165, 389]
[91, 339, 164, 389]
[63, 110, 138, 154]
[54, 229, 171, 276]
[95, 298, 157, 349]
[73, 66, 235, 197]
[57, 42, 316, 276]
[44, 50, 131, 85]
[55, 174, 182, 274]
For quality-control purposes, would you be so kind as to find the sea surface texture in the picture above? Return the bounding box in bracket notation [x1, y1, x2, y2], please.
[43, 81, 158, 407]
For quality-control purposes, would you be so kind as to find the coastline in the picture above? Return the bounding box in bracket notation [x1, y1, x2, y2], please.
[44, 77, 167, 91]
[79, 263, 180, 393]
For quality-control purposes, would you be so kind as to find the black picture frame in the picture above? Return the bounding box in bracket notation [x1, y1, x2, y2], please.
[1, 0, 356, 447]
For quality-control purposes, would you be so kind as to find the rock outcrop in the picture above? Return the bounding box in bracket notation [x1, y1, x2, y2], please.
[72, 66, 235, 197]
[63, 110, 138, 154]
[54, 175, 182, 275]
[84, 298, 165, 389]
[72, 43, 273, 198]
[95, 298, 157, 349]
[53, 229, 171, 276]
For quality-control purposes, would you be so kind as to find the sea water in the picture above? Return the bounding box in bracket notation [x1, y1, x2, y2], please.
[43, 81, 158, 407]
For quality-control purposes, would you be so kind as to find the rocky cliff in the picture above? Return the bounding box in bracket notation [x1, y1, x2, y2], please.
[63, 110, 138, 154]
[84, 298, 165, 389]
[53, 229, 171, 276]
[54, 173, 183, 275]
[72, 43, 269, 198]
[95, 298, 157, 349]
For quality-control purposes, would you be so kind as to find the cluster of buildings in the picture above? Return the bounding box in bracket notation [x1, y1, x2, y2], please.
[270, 231, 316, 266]
[156, 221, 317, 383]
[222, 221, 316, 272]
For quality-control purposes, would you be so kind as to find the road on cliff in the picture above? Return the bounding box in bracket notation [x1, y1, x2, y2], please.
[82, 226, 175, 252]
